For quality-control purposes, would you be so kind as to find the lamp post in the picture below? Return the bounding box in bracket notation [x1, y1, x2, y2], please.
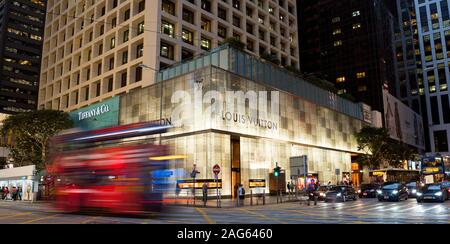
[138, 64, 162, 144]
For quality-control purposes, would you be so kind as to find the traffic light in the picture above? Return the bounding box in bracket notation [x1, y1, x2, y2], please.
[274, 166, 281, 177]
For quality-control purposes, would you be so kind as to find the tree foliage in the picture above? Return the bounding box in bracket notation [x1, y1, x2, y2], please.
[354, 126, 418, 170]
[0, 110, 73, 171]
[260, 53, 281, 65]
[220, 37, 246, 50]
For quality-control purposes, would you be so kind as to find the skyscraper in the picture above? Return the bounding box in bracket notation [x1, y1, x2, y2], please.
[0, 0, 46, 114]
[297, 0, 397, 112]
[411, 0, 450, 155]
[38, 0, 299, 112]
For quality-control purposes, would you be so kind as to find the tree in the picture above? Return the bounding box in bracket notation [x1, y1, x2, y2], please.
[219, 37, 246, 50]
[354, 126, 419, 170]
[260, 53, 281, 65]
[385, 142, 419, 168]
[0, 110, 73, 171]
[354, 126, 391, 169]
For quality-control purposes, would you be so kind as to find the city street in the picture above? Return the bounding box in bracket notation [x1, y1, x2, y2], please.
[1, 198, 450, 224]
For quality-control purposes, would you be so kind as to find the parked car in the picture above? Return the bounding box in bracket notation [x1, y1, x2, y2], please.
[417, 183, 449, 203]
[325, 185, 358, 202]
[377, 182, 409, 202]
[358, 183, 380, 198]
[406, 181, 419, 198]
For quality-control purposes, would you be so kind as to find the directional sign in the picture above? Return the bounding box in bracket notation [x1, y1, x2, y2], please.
[213, 164, 221, 175]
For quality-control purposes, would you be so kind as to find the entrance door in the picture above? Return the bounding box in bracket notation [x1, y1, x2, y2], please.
[231, 137, 241, 199]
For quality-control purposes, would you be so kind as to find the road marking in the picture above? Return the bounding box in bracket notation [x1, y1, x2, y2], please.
[195, 208, 215, 224]
[81, 216, 101, 224]
[0, 212, 32, 219]
[19, 214, 59, 224]
[240, 209, 288, 224]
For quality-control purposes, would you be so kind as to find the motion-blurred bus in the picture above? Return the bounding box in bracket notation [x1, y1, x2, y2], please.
[48, 122, 173, 215]
[420, 155, 446, 184]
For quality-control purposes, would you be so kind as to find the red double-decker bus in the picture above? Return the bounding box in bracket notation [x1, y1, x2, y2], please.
[48, 122, 173, 215]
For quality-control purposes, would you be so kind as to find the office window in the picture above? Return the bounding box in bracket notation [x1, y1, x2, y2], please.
[182, 29, 194, 44]
[121, 72, 127, 87]
[434, 130, 449, 152]
[201, 37, 211, 50]
[218, 25, 227, 38]
[352, 11, 360, 17]
[123, 30, 129, 42]
[110, 37, 116, 48]
[136, 43, 144, 58]
[336, 76, 346, 83]
[161, 20, 175, 37]
[108, 78, 113, 92]
[183, 8, 194, 24]
[353, 23, 361, 29]
[334, 40, 342, 46]
[135, 67, 142, 82]
[201, 18, 211, 31]
[356, 72, 366, 78]
[332, 17, 340, 23]
[162, 0, 175, 15]
[160, 42, 174, 59]
[124, 9, 130, 21]
[138, 1, 145, 13]
[138, 22, 145, 35]
[122, 51, 128, 64]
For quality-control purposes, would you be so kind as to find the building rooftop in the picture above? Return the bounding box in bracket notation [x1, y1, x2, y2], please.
[157, 45, 367, 120]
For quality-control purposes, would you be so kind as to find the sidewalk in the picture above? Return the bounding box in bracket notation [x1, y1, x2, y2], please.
[167, 193, 304, 208]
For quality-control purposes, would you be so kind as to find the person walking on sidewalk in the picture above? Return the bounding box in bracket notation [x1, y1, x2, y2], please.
[202, 182, 208, 207]
[238, 184, 245, 206]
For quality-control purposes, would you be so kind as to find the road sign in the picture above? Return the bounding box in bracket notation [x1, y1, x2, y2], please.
[213, 164, 221, 175]
[289, 156, 307, 178]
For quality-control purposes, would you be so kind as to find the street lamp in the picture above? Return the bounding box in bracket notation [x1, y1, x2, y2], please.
[138, 64, 163, 144]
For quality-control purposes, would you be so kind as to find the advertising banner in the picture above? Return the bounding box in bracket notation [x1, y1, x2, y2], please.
[383, 89, 425, 149]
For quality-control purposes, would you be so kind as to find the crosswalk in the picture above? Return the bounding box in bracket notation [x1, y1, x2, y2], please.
[2, 198, 450, 224]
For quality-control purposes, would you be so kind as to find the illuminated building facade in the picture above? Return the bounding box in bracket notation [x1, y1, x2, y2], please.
[70, 46, 371, 197]
[39, 0, 299, 112]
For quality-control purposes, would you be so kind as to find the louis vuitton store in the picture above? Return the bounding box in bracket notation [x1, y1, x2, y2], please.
[72, 46, 371, 198]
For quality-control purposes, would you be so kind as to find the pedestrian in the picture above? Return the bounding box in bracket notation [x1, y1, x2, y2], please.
[202, 182, 208, 207]
[12, 187, 17, 201]
[18, 187, 22, 201]
[0, 187, 4, 200]
[238, 184, 245, 206]
[287, 182, 291, 194]
[4, 187, 9, 200]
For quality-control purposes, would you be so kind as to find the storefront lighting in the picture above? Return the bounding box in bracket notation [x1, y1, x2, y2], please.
[149, 155, 188, 161]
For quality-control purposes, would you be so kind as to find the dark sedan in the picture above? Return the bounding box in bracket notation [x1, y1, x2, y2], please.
[312, 185, 334, 201]
[417, 184, 449, 203]
[325, 186, 358, 202]
[358, 183, 380, 198]
[377, 182, 408, 202]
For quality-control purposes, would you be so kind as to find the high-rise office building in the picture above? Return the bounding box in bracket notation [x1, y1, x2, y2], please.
[410, 0, 450, 155]
[0, 0, 46, 114]
[38, 0, 299, 112]
[297, 0, 397, 112]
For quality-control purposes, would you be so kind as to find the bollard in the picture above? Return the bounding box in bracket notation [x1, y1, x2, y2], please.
[250, 189, 253, 206]
[263, 190, 266, 205]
